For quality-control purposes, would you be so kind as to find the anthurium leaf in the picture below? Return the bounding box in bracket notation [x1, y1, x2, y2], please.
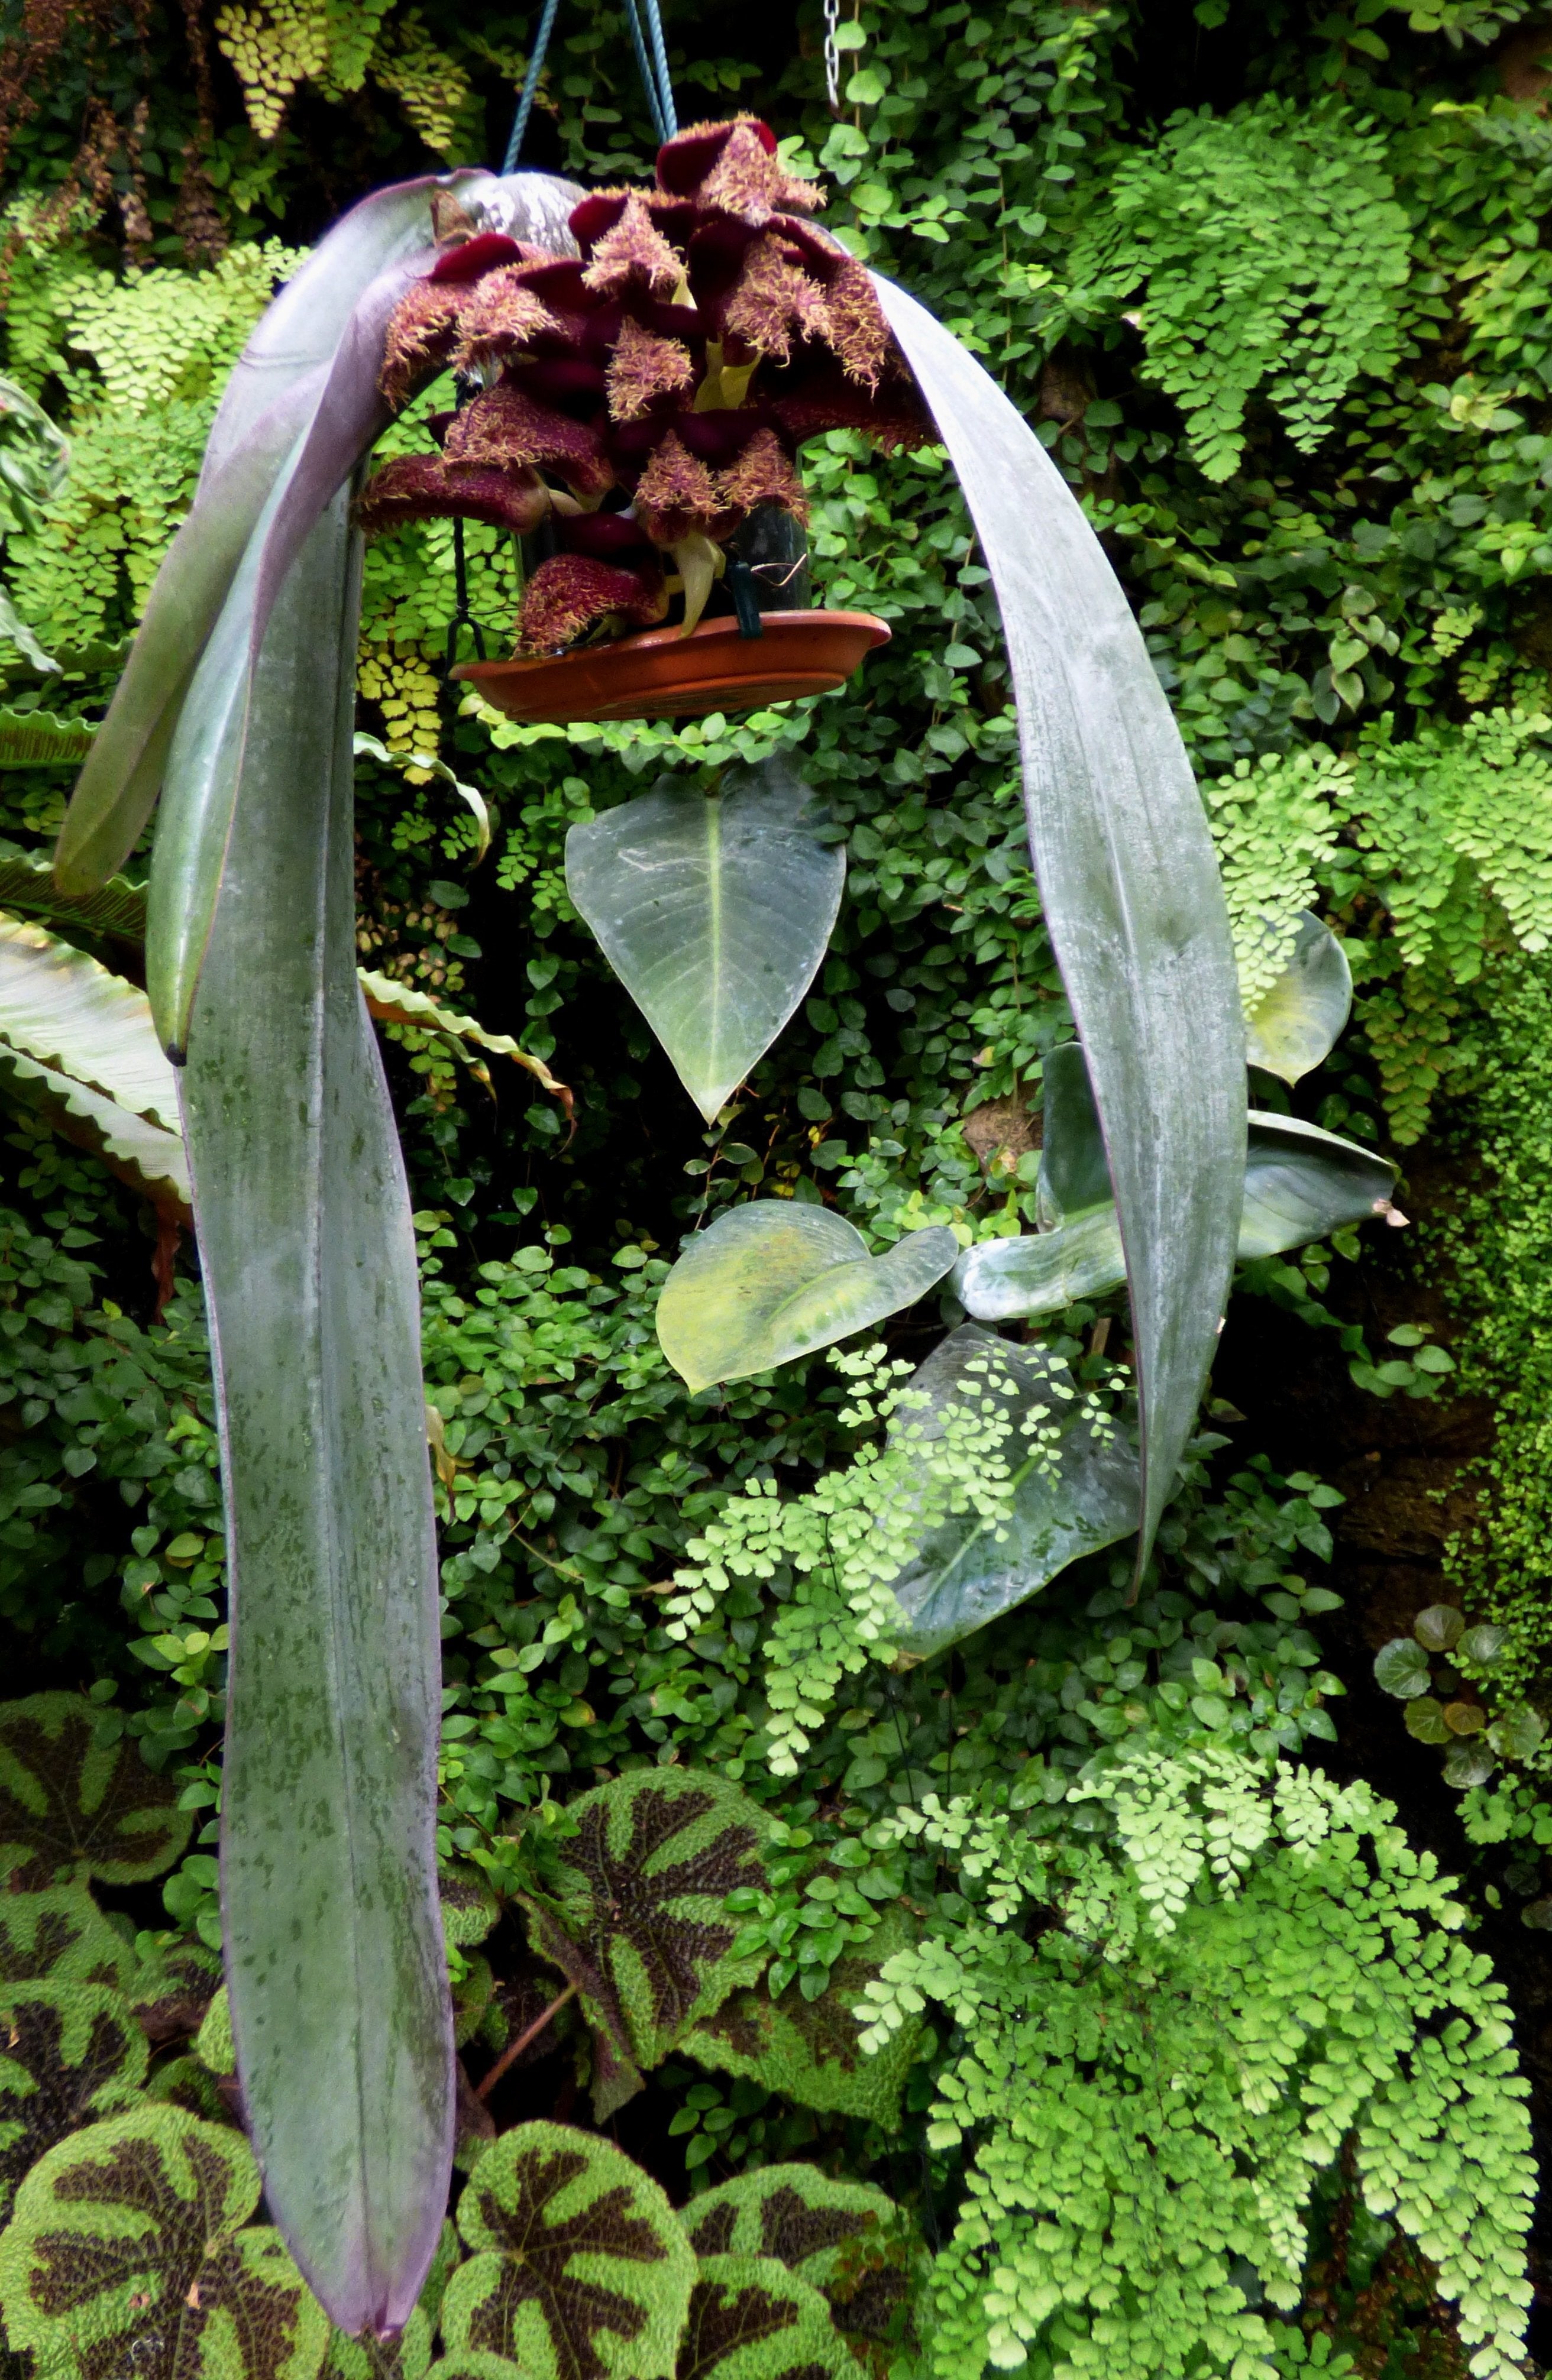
[657, 1204, 957, 1393]
[519, 1770, 770, 2086]
[874, 276, 1244, 1578]
[677, 2257, 860, 2380]
[1373, 1639, 1433, 1699]
[0, 2106, 328, 2380]
[0, 1980, 148, 2217]
[878, 1326, 1139, 1658]
[0, 837, 146, 938]
[0, 1882, 142, 1992]
[1244, 911, 1352, 1084]
[0, 1695, 191, 1884]
[682, 1912, 920, 2128]
[0, 914, 179, 1126]
[1239, 1115, 1398, 1259]
[175, 491, 451, 2330]
[683, 2169, 920, 2373]
[0, 710, 95, 767]
[442, 2120, 696, 2380]
[565, 760, 845, 1124]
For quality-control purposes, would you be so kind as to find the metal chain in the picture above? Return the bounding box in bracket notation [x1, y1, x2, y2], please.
[823, 0, 842, 112]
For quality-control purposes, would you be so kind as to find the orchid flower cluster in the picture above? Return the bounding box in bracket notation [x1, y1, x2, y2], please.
[358, 116, 930, 656]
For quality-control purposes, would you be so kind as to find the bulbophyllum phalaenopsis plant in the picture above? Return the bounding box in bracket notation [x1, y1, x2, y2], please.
[359, 116, 930, 652]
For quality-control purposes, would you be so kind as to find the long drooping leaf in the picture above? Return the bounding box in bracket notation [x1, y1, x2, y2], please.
[358, 969, 573, 1116]
[881, 1326, 1139, 1656]
[874, 277, 1245, 1572]
[0, 1048, 190, 1212]
[0, 1693, 191, 1884]
[0, 1980, 148, 2217]
[176, 493, 451, 2332]
[565, 761, 845, 1122]
[0, 836, 145, 937]
[657, 1203, 958, 1393]
[1244, 909, 1353, 1083]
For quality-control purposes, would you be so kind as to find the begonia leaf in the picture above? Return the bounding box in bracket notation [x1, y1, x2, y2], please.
[321, 2307, 432, 2380]
[682, 1912, 920, 2128]
[676, 2258, 859, 2380]
[0, 1882, 141, 1992]
[0, 2106, 328, 2380]
[130, 1937, 222, 2045]
[0, 1980, 148, 2219]
[0, 1694, 190, 1884]
[441, 2122, 696, 2380]
[1244, 911, 1353, 1084]
[565, 761, 845, 1123]
[441, 1864, 500, 1949]
[1373, 1639, 1433, 1699]
[683, 2168, 920, 2373]
[874, 274, 1245, 1581]
[519, 1770, 769, 2089]
[657, 1203, 956, 1393]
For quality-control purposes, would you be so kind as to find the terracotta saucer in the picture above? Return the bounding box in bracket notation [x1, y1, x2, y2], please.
[452, 608, 891, 726]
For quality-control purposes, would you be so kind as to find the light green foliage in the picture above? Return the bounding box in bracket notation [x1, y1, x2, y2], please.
[0, 2104, 329, 2380]
[1059, 101, 1411, 481]
[858, 1759, 1535, 2380]
[0, 1882, 142, 1992]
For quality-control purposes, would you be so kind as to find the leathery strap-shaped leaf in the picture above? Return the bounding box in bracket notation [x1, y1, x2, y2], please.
[177, 491, 451, 2334]
[873, 276, 1246, 1575]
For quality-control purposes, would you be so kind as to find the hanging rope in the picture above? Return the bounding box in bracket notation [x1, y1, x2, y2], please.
[501, 0, 675, 173]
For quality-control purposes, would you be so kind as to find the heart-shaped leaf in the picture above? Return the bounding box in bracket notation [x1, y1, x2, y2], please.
[879, 1327, 1139, 1658]
[682, 1911, 919, 2128]
[677, 2258, 859, 2380]
[441, 2122, 696, 2380]
[0, 2106, 329, 2380]
[519, 1770, 769, 2097]
[0, 1695, 191, 1884]
[1373, 1639, 1432, 1699]
[1414, 1602, 1464, 1654]
[1239, 1115, 1398, 1259]
[0, 1882, 142, 1992]
[1244, 911, 1352, 1085]
[565, 760, 845, 1124]
[0, 1980, 148, 2219]
[683, 2169, 920, 2373]
[657, 1204, 958, 1393]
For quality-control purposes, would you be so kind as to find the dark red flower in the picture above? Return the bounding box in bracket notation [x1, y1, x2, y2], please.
[518, 552, 667, 653]
[355, 454, 551, 539]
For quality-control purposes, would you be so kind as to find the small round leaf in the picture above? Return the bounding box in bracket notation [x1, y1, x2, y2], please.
[1403, 1698, 1450, 1746]
[1373, 1639, 1431, 1699]
[1442, 1701, 1486, 1737]
[1443, 1740, 1495, 1790]
[1413, 1604, 1463, 1654]
[1460, 1624, 1508, 1666]
[1489, 1707, 1547, 1760]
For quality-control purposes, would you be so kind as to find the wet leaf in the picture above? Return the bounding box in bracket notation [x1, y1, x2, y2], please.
[1415, 1604, 1465, 1654]
[1244, 911, 1352, 1084]
[0, 1695, 191, 1884]
[677, 2257, 859, 2380]
[951, 1212, 1127, 1323]
[0, 1981, 148, 2218]
[0, 2106, 328, 2380]
[566, 760, 844, 1124]
[1373, 1640, 1432, 1700]
[0, 1882, 142, 1992]
[682, 2168, 920, 2375]
[1036, 1041, 1111, 1227]
[657, 1203, 956, 1393]
[683, 1912, 920, 2128]
[441, 2121, 696, 2380]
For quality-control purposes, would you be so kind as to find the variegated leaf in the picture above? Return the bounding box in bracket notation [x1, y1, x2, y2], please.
[0, 1882, 141, 1993]
[0, 1695, 191, 1885]
[681, 1913, 920, 2129]
[677, 2258, 859, 2380]
[683, 2167, 919, 2371]
[0, 1980, 148, 2219]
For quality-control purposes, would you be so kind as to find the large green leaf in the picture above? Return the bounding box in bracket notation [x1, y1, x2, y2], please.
[657, 1203, 957, 1394]
[0, 837, 146, 938]
[441, 2122, 696, 2380]
[1239, 1112, 1399, 1257]
[0, 1694, 191, 1884]
[683, 2169, 920, 2374]
[519, 1769, 770, 2106]
[0, 1980, 148, 2219]
[0, 914, 178, 1128]
[174, 490, 451, 2332]
[676, 2258, 859, 2380]
[682, 1911, 920, 2127]
[874, 277, 1245, 1575]
[1244, 911, 1352, 1084]
[0, 1882, 142, 1993]
[1036, 1041, 1112, 1227]
[879, 1326, 1139, 1657]
[0, 2106, 328, 2380]
[565, 761, 845, 1123]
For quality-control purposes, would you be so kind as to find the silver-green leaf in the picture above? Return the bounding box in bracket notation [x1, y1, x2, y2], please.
[1244, 911, 1353, 1084]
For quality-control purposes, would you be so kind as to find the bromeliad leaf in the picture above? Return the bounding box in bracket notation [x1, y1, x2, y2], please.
[565, 760, 845, 1125]
[519, 1770, 770, 2091]
[0, 711, 96, 767]
[0, 917, 179, 1129]
[657, 1204, 957, 1394]
[676, 2258, 859, 2380]
[0, 1882, 142, 1992]
[1244, 911, 1352, 1084]
[683, 2169, 920, 2375]
[0, 1694, 191, 1884]
[0, 2106, 329, 2380]
[682, 1913, 922, 2128]
[441, 2121, 696, 2380]
[0, 1981, 148, 2219]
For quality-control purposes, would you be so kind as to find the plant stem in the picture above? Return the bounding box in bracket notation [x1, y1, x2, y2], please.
[475, 1981, 578, 2101]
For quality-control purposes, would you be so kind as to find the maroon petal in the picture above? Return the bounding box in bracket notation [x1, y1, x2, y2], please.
[355, 453, 552, 537]
[518, 551, 667, 652]
[428, 232, 528, 282]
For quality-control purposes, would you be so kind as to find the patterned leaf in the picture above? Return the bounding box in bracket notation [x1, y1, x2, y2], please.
[0, 1884, 141, 1993]
[0, 1696, 192, 1885]
[519, 1771, 771, 2088]
[0, 2104, 329, 2380]
[0, 1982, 148, 2220]
[440, 1866, 500, 1950]
[683, 2173, 920, 2373]
[423, 2358, 521, 2380]
[130, 1938, 222, 2045]
[320, 2307, 431, 2380]
[681, 1915, 919, 2128]
[442, 2122, 696, 2380]
[146, 2055, 238, 2128]
[676, 2257, 859, 2380]
[195, 1987, 237, 2077]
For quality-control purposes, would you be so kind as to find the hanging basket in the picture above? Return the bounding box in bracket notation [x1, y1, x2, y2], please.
[452, 609, 891, 726]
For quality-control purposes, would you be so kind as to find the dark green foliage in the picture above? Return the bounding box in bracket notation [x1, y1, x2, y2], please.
[0, 1693, 190, 1883]
[0, 1981, 147, 2217]
[442, 2122, 696, 2380]
[683, 1913, 920, 2128]
[676, 2257, 860, 2380]
[129, 1937, 221, 2044]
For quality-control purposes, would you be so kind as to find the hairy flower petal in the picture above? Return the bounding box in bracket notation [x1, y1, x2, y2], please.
[716, 425, 809, 522]
[518, 552, 667, 653]
[606, 316, 697, 421]
[380, 280, 465, 407]
[355, 454, 551, 538]
[720, 232, 832, 367]
[443, 381, 616, 500]
[657, 116, 821, 222]
[633, 429, 729, 545]
[579, 192, 687, 299]
[451, 268, 561, 375]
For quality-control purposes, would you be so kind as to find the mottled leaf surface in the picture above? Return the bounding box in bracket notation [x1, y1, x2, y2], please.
[682, 1915, 919, 2128]
[875, 276, 1244, 1575]
[684, 2175, 919, 2373]
[440, 1865, 500, 1950]
[321, 2307, 431, 2380]
[0, 1695, 190, 1884]
[657, 1204, 956, 1394]
[0, 1981, 148, 2218]
[442, 2122, 695, 2380]
[0, 2105, 328, 2380]
[0, 1883, 141, 1993]
[676, 2258, 857, 2380]
[520, 1770, 769, 2081]
[1244, 912, 1351, 1084]
[565, 762, 845, 1123]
